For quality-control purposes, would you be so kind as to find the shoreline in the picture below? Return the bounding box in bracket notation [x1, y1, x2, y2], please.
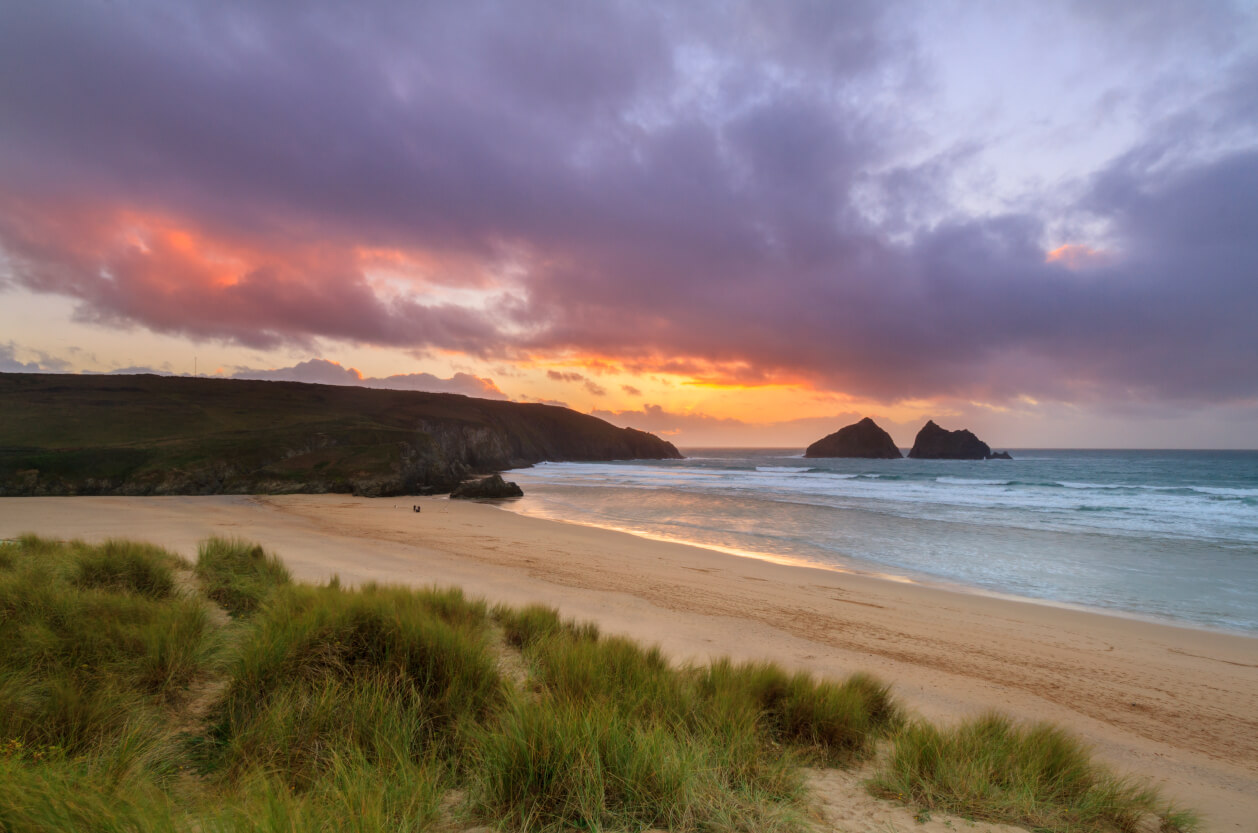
[2, 494, 1256, 831]
[500, 498, 1258, 640]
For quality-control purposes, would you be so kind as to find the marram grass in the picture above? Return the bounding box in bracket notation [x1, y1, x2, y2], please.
[0, 534, 1197, 833]
[871, 713, 1198, 832]
[203, 580, 503, 785]
[194, 536, 291, 618]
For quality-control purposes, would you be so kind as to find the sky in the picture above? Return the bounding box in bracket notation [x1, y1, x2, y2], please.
[1, 1, 1256, 448]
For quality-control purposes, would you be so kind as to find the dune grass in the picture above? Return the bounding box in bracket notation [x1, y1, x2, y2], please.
[203, 581, 502, 786]
[0, 534, 1197, 833]
[494, 600, 601, 648]
[0, 535, 209, 763]
[194, 537, 291, 618]
[871, 713, 1197, 832]
[0, 753, 183, 833]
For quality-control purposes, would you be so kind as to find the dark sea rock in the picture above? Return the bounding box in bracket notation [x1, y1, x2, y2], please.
[989, 450, 1013, 460]
[804, 417, 902, 459]
[450, 473, 524, 499]
[908, 420, 1010, 460]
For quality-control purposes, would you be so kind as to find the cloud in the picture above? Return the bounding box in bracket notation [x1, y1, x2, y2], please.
[545, 369, 605, 396]
[621, 384, 642, 396]
[0, 342, 72, 373]
[0, 1, 1254, 414]
[232, 359, 507, 399]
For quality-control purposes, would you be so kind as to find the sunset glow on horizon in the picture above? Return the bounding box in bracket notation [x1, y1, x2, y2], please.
[2, 1, 1256, 448]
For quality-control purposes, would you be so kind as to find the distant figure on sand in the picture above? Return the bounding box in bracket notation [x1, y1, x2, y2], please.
[412, 505, 421, 513]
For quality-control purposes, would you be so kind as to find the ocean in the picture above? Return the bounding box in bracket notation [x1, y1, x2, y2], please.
[501, 449, 1258, 635]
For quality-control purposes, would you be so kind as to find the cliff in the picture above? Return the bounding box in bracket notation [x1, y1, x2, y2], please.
[0, 373, 681, 497]
[907, 420, 1010, 460]
[804, 417, 902, 459]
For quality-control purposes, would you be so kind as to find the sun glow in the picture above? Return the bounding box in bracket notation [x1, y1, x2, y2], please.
[1046, 243, 1108, 270]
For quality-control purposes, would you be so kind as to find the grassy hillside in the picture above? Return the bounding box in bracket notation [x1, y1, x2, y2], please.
[0, 535, 1194, 832]
[0, 373, 680, 496]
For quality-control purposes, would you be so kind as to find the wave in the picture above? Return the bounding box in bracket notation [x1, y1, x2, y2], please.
[1057, 481, 1124, 490]
[509, 459, 1258, 541]
[1188, 486, 1258, 498]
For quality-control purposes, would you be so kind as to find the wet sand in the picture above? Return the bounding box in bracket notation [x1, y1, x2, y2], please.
[2, 494, 1255, 831]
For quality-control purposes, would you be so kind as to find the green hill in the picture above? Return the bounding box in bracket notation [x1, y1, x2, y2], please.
[0, 373, 680, 496]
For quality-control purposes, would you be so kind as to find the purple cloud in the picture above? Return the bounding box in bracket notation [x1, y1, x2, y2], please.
[0, 1, 1254, 412]
[0, 342, 71, 373]
[233, 359, 507, 399]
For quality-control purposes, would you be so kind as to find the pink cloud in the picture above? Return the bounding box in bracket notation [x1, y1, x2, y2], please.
[1, 1, 1256, 414]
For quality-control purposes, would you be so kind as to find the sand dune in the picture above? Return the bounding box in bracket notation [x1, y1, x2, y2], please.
[2, 494, 1254, 832]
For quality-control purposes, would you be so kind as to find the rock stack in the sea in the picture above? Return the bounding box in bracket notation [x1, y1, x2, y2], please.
[450, 473, 524, 499]
[804, 417, 903, 459]
[907, 420, 1011, 460]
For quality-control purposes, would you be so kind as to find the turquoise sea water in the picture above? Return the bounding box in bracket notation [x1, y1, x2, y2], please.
[502, 449, 1258, 635]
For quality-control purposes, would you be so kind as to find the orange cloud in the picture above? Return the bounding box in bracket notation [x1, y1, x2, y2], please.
[0, 198, 504, 352]
[1046, 243, 1109, 270]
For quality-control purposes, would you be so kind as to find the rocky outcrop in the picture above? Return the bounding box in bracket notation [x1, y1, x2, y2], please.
[0, 372, 683, 497]
[907, 420, 1011, 460]
[804, 418, 902, 459]
[450, 473, 524, 499]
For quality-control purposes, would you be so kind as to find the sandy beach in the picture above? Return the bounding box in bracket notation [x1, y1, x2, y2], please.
[2, 494, 1255, 832]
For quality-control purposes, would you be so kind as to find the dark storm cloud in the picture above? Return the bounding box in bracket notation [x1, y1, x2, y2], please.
[0, 0, 1254, 406]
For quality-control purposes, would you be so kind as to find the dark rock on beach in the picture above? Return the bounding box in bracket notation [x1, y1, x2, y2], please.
[450, 473, 524, 499]
[908, 420, 1011, 460]
[804, 417, 902, 459]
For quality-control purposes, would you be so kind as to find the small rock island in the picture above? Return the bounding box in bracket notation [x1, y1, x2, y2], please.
[907, 420, 1012, 460]
[804, 417, 903, 459]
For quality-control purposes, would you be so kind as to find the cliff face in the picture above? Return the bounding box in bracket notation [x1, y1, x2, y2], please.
[907, 420, 1008, 460]
[0, 373, 681, 497]
[804, 417, 902, 459]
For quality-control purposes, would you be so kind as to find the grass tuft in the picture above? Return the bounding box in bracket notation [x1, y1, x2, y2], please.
[699, 659, 902, 765]
[73, 539, 179, 598]
[0, 536, 210, 757]
[493, 602, 599, 649]
[0, 753, 183, 833]
[532, 633, 689, 721]
[195, 537, 291, 617]
[468, 698, 803, 832]
[205, 581, 502, 785]
[872, 712, 1197, 833]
